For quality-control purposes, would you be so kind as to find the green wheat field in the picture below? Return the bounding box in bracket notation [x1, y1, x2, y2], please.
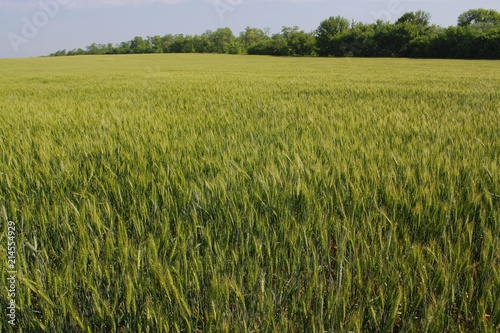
[0, 54, 499, 332]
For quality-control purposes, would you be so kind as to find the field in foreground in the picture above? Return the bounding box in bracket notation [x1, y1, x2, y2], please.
[0, 54, 499, 332]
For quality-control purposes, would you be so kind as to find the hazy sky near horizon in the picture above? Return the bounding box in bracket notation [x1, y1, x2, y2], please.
[1, 0, 499, 58]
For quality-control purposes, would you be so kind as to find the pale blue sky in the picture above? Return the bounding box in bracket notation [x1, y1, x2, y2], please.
[1, 0, 499, 58]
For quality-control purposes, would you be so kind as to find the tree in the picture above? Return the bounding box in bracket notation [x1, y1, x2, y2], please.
[50, 49, 67, 56]
[336, 22, 376, 57]
[67, 48, 86, 56]
[130, 36, 149, 53]
[85, 43, 115, 55]
[191, 35, 207, 53]
[170, 34, 187, 53]
[458, 9, 500, 28]
[161, 34, 175, 53]
[316, 16, 350, 56]
[397, 11, 431, 26]
[406, 25, 441, 58]
[425, 26, 480, 59]
[148, 35, 163, 53]
[386, 11, 434, 57]
[281, 26, 316, 56]
[478, 27, 500, 59]
[239, 27, 270, 51]
[116, 41, 131, 54]
[211, 28, 238, 54]
[182, 35, 196, 53]
[247, 39, 273, 55]
[269, 33, 290, 56]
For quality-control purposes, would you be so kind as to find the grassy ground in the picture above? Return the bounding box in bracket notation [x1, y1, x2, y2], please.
[0, 54, 499, 332]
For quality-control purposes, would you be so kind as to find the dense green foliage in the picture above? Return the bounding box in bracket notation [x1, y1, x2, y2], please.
[0, 55, 499, 332]
[49, 8, 500, 59]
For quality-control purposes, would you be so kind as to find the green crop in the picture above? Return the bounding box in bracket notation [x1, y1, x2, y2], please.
[0, 54, 499, 332]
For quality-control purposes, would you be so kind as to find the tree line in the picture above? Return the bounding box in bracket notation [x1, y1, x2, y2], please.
[50, 9, 500, 59]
